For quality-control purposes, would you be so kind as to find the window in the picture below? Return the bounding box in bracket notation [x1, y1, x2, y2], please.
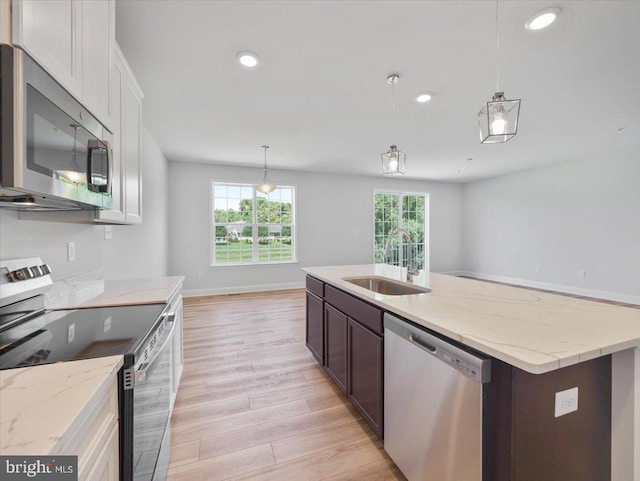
[374, 192, 428, 271]
[211, 183, 295, 265]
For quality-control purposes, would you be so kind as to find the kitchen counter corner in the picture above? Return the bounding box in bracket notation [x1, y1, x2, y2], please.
[0, 355, 123, 455]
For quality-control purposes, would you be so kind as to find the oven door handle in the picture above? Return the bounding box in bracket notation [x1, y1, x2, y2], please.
[135, 316, 176, 382]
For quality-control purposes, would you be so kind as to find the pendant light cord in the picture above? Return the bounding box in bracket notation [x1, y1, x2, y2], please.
[263, 145, 269, 171]
[495, 0, 500, 92]
[391, 78, 396, 145]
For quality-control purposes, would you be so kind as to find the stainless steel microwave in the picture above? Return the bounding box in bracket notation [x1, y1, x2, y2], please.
[0, 45, 113, 211]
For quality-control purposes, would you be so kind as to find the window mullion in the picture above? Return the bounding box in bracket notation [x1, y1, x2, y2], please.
[398, 193, 404, 267]
[252, 188, 258, 262]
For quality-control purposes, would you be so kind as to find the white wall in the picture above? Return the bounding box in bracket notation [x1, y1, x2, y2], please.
[103, 128, 169, 279]
[461, 149, 640, 302]
[0, 127, 169, 281]
[168, 161, 464, 296]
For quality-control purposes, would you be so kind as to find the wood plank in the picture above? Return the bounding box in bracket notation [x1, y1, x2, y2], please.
[271, 418, 377, 464]
[168, 440, 200, 468]
[198, 404, 360, 460]
[166, 443, 275, 481]
[171, 398, 311, 446]
[227, 438, 387, 481]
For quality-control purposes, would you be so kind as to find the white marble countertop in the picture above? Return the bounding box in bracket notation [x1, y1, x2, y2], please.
[46, 276, 184, 310]
[303, 264, 640, 374]
[0, 356, 123, 455]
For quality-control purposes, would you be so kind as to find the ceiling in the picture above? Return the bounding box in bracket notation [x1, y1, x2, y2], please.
[115, 0, 640, 183]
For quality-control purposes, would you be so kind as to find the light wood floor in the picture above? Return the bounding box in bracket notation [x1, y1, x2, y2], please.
[167, 289, 405, 481]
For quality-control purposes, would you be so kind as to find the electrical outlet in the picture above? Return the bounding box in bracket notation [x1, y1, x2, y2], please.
[67, 242, 76, 262]
[555, 387, 578, 417]
[578, 270, 586, 279]
[536, 266, 542, 273]
[67, 323, 75, 343]
[104, 226, 113, 240]
[103, 317, 112, 333]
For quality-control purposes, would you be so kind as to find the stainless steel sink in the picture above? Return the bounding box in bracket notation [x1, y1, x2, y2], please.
[343, 276, 431, 296]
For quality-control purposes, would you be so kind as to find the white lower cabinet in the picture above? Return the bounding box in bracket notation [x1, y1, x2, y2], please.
[86, 424, 119, 481]
[171, 297, 184, 409]
[61, 375, 119, 481]
[95, 43, 143, 224]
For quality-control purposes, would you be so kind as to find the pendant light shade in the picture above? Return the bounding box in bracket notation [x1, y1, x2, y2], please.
[478, 0, 521, 144]
[256, 145, 276, 194]
[478, 92, 521, 143]
[381, 74, 406, 175]
[381, 145, 406, 176]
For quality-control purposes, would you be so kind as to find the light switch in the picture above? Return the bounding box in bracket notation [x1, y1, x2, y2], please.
[555, 387, 578, 417]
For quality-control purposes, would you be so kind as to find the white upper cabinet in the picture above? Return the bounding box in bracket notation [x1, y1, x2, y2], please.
[12, 0, 81, 95]
[95, 44, 143, 225]
[12, 0, 114, 129]
[80, 0, 114, 126]
[122, 68, 142, 224]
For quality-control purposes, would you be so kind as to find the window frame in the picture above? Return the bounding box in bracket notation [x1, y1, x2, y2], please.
[210, 181, 297, 267]
[372, 189, 430, 272]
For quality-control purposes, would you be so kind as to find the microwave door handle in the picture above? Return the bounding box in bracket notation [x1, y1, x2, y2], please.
[86, 140, 95, 190]
[103, 139, 112, 195]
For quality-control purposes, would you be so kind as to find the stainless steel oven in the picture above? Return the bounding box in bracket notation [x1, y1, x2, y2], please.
[0, 257, 178, 481]
[124, 306, 176, 481]
[0, 44, 113, 210]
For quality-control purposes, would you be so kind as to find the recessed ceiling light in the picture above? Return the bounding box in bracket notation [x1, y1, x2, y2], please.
[415, 92, 434, 103]
[525, 7, 561, 31]
[237, 51, 260, 68]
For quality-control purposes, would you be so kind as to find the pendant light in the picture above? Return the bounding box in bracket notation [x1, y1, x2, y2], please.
[478, 0, 521, 143]
[256, 145, 276, 194]
[381, 74, 406, 175]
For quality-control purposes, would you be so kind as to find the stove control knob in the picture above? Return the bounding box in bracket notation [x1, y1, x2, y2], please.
[9, 267, 33, 281]
[40, 264, 52, 275]
[29, 265, 43, 277]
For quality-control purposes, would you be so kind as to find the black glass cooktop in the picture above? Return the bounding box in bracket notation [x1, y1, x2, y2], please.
[0, 303, 165, 369]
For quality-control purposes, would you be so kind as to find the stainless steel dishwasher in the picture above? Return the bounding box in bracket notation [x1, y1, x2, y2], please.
[384, 313, 491, 481]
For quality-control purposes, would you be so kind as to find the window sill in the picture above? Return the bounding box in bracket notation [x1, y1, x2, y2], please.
[209, 260, 299, 268]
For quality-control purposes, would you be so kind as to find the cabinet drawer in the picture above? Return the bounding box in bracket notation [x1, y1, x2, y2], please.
[306, 276, 325, 297]
[325, 285, 383, 334]
[61, 376, 118, 480]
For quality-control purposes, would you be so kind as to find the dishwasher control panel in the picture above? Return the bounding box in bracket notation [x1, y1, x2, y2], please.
[441, 350, 486, 383]
[384, 312, 491, 383]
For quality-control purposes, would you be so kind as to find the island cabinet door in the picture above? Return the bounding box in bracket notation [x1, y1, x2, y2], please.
[324, 304, 349, 393]
[348, 318, 383, 439]
[305, 291, 324, 364]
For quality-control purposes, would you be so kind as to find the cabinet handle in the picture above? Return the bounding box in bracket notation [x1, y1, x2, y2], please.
[409, 334, 437, 354]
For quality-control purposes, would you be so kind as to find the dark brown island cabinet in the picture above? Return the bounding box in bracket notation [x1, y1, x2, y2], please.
[305, 276, 384, 438]
[305, 275, 612, 481]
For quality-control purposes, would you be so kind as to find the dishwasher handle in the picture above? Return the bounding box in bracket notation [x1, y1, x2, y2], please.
[409, 334, 437, 353]
[384, 312, 491, 384]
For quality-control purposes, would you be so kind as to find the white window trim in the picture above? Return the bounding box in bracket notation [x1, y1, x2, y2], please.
[209, 181, 298, 267]
[372, 189, 430, 272]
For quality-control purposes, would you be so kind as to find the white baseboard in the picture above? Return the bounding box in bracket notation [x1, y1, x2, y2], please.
[184, 281, 305, 298]
[436, 270, 466, 276]
[458, 271, 640, 305]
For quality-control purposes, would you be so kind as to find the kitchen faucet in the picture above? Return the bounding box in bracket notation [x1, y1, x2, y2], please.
[383, 227, 420, 282]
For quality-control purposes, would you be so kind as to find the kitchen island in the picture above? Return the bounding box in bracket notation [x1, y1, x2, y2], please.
[303, 264, 640, 481]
